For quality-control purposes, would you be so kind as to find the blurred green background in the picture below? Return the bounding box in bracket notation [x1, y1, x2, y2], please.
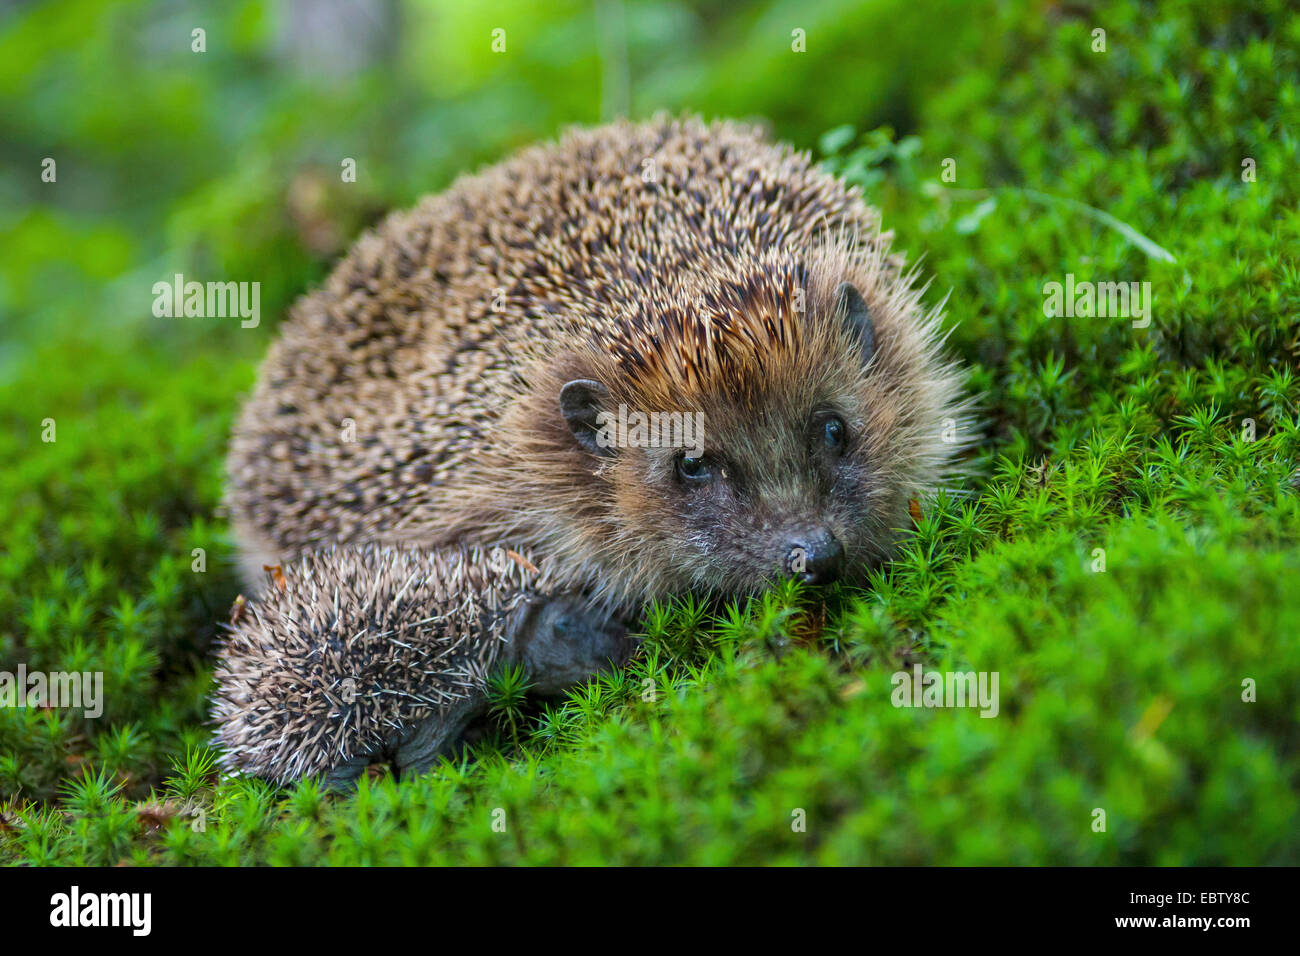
[1, 0, 1297, 865]
[1, 0, 976, 347]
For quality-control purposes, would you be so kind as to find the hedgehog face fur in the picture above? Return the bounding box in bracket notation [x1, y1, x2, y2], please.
[227, 116, 972, 614]
[540, 254, 962, 601]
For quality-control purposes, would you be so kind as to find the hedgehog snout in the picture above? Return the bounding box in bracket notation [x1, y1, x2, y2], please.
[784, 527, 844, 585]
[555, 612, 632, 666]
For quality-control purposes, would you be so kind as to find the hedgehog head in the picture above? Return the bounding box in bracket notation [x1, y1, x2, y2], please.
[500, 239, 971, 608]
[512, 594, 632, 693]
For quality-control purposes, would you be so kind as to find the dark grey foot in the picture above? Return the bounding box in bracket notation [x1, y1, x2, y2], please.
[319, 697, 485, 791]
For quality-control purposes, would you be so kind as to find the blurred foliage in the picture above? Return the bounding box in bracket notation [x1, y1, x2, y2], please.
[1, 0, 1298, 863]
[1, 0, 987, 340]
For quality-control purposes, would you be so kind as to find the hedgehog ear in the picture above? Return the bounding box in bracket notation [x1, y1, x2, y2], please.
[560, 379, 615, 457]
[834, 281, 876, 363]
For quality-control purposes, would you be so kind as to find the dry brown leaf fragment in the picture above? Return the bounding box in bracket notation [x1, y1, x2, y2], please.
[263, 564, 288, 591]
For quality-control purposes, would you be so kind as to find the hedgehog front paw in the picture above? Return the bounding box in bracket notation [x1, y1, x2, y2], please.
[318, 697, 483, 791]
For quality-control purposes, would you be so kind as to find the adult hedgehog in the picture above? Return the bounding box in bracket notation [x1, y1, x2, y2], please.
[227, 115, 971, 615]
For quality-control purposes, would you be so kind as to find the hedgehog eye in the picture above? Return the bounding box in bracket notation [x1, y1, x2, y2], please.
[814, 414, 848, 455]
[822, 416, 846, 450]
[676, 454, 713, 484]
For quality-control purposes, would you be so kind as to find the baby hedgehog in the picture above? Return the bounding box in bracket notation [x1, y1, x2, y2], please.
[226, 115, 972, 612]
[211, 544, 629, 787]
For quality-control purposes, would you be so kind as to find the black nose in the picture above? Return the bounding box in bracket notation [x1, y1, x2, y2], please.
[785, 531, 844, 585]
